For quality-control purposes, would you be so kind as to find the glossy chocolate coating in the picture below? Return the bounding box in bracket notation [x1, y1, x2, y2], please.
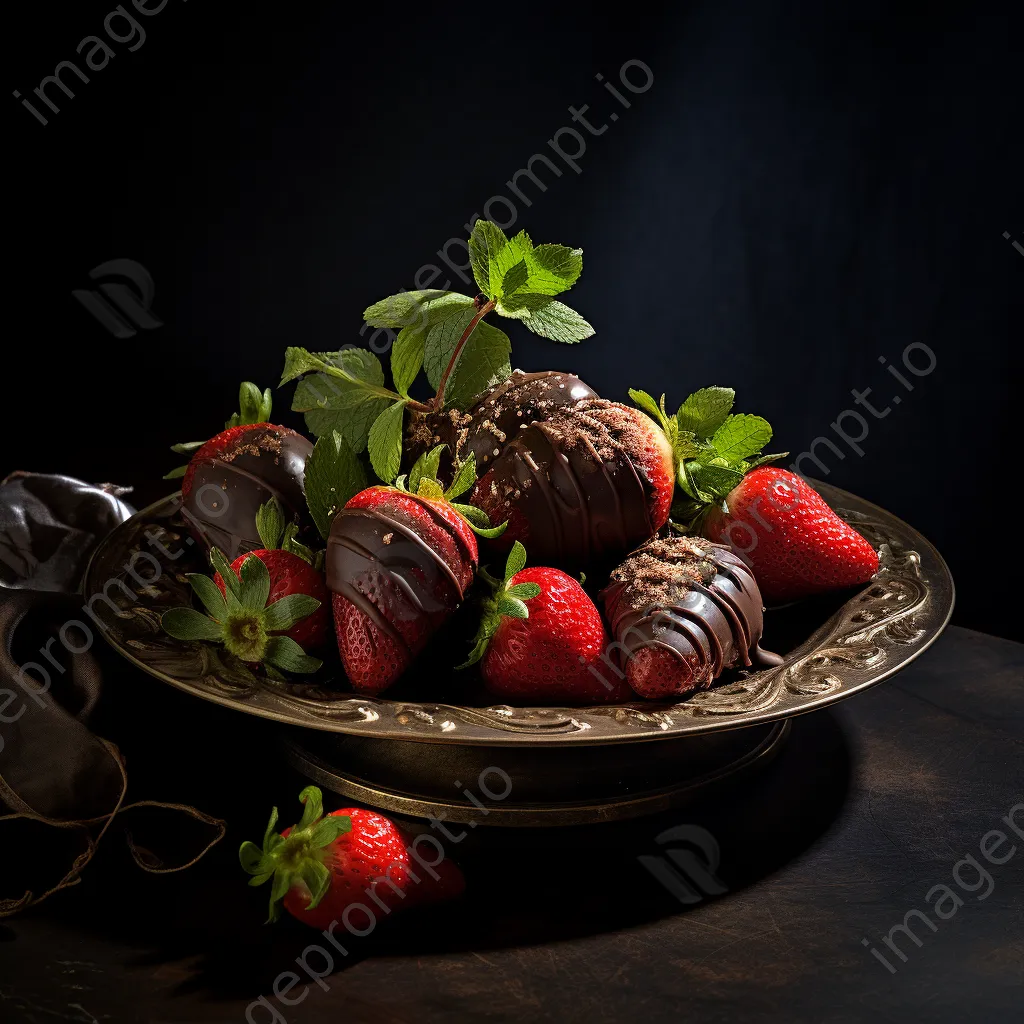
[181, 425, 312, 560]
[405, 370, 597, 471]
[326, 495, 477, 691]
[601, 536, 783, 695]
[471, 398, 659, 569]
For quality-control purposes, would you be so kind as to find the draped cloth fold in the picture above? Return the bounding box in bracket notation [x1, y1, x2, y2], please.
[0, 472, 226, 918]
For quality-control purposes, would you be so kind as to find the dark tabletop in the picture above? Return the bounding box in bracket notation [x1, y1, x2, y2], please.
[1, 624, 1021, 1024]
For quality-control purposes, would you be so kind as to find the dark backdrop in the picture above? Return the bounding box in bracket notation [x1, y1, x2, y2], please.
[5, 1, 1022, 639]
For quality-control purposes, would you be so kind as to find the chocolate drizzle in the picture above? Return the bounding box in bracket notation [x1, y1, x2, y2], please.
[472, 398, 659, 569]
[325, 493, 477, 690]
[182, 425, 312, 560]
[601, 535, 783, 695]
[405, 370, 598, 472]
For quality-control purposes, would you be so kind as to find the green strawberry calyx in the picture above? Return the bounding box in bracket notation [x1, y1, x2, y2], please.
[160, 546, 322, 674]
[628, 386, 788, 534]
[255, 497, 322, 568]
[393, 445, 508, 540]
[164, 381, 273, 480]
[239, 785, 352, 923]
[457, 541, 542, 668]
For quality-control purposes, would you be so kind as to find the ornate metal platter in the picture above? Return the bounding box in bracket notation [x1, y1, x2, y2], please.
[85, 482, 953, 746]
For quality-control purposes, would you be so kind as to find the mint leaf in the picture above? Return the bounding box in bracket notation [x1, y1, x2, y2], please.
[305, 430, 368, 540]
[391, 325, 426, 398]
[409, 444, 446, 492]
[445, 320, 511, 408]
[445, 453, 477, 500]
[522, 244, 582, 296]
[363, 289, 456, 329]
[468, 221, 511, 297]
[500, 260, 529, 298]
[162, 607, 224, 642]
[367, 400, 407, 483]
[676, 387, 736, 438]
[511, 298, 593, 344]
[709, 414, 773, 463]
[286, 347, 396, 453]
[423, 308, 511, 408]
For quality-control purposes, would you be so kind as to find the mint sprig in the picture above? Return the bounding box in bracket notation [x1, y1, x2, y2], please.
[458, 542, 542, 668]
[161, 550, 322, 674]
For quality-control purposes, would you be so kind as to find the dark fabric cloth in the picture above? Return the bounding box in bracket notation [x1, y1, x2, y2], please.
[0, 472, 134, 594]
[0, 473, 224, 917]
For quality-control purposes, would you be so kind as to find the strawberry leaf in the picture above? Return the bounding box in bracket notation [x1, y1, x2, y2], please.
[227, 382, 273, 429]
[209, 548, 243, 606]
[170, 440, 205, 454]
[187, 573, 228, 620]
[263, 636, 322, 674]
[505, 581, 540, 600]
[409, 444, 447, 493]
[676, 387, 736, 438]
[495, 595, 529, 619]
[709, 414, 773, 463]
[309, 815, 351, 849]
[255, 498, 286, 551]
[445, 453, 477, 500]
[237, 554, 271, 613]
[163, 465, 188, 480]
[263, 593, 321, 632]
[295, 785, 323, 830]
[504, 541, 527, 581]
[161, 607, 224, 642]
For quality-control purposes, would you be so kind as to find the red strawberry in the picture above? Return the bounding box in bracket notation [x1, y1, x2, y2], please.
[601, 535, 782, 699]
[326, 484, 480, 694]
[461, 542, 632, 703]
[161, 514, 326, 675]
[240, 787, 414, 930]
[214, 548, 328, 652]
[702, 467, 879, 603]
[171, 382, 313, 560]
[408, 371, 674, 570]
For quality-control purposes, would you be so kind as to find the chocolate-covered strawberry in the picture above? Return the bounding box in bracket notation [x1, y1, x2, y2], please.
[326, 457, 502, 693]
[410, 371, 673, 570]
[169, 382, 313, 560]
[600, 535, 782, 699]
[471, 393, 674, 570]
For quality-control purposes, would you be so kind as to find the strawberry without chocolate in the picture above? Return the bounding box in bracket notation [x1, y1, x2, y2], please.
[637, 386, 879, 603]
[240, 786, 465, 930]
[702, 467, 880, 603]
[461, 542, 632, 704]
[161, 504, 325, 675]
[170, 382, 313, 561]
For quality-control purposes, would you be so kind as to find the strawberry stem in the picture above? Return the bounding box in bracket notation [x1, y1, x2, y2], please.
[431, 297, 495, 412]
